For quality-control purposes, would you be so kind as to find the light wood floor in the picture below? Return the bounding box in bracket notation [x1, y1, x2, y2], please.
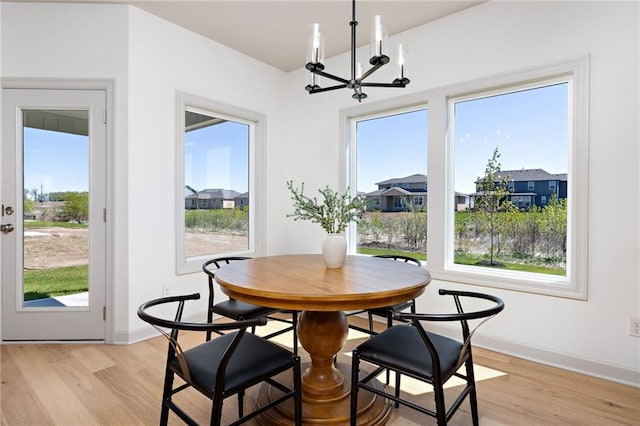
[1, 317, 638, 425]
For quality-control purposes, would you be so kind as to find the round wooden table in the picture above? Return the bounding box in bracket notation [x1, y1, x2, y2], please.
[214, 254, 431, 425]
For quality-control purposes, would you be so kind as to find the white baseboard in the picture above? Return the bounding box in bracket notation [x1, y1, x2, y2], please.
[427, 323, 640, 388]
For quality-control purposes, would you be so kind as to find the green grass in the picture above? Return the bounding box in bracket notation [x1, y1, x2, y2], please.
[358, 246, 565, 276]
[357, 247, 427, 262]
[23, 265, 88, 301]
[24, 220, 87, 229]
[453, 252, 566, 275]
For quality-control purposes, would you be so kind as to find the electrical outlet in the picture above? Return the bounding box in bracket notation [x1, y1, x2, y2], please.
[163, 286, 171, 297]
[630, 316, 640, 338]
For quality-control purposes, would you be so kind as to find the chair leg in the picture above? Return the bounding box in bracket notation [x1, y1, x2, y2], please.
[206, 277, 215, 342]
[368, 312, 375, 335]
[293, 357, 302, 426]
[206, 307, 213, 342]
[237, 389, 244, 418]
[394, 370, 401, 408]
[211, 394, 223, 426]
[433, 377, 448, 426]
[350, 351, 360, 426]
[465, 356, 480, 426]
[160, 368, 175, 426]
[292, 311, 298, 357]
[385, 311, 393, 384]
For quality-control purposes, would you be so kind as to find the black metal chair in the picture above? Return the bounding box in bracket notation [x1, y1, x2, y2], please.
[202, 256, 298, 355]
[347, 254, 422, 336]
[138, 293, 302, 426]
[350, 289, 505, 426]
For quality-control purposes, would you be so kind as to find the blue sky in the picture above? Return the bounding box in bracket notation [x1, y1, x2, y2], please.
[23, 128, 88, 194]
[357, 83, 568, 194]
[23, 83, 567, 198]
[185, 120, 249, 193]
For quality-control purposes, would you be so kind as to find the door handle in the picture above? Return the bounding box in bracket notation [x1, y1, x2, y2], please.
[1, 224, 14, 233]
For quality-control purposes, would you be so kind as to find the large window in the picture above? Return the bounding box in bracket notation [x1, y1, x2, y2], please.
[349, 108, 428, 261]
[452, 82, 569, 277]
[176, 93, 265, 274]
[345, 57, 589, 299]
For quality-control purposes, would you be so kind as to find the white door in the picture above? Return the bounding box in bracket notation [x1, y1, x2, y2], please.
[1, 88, 106, 341]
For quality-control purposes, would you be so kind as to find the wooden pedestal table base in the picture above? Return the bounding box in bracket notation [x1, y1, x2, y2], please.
[254, 311, 393, 425]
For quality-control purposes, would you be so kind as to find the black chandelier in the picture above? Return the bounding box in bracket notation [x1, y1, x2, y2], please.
[304, 0, 410, 102]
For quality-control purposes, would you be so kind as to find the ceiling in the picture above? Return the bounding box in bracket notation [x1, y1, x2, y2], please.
[10, 0, 484, 72]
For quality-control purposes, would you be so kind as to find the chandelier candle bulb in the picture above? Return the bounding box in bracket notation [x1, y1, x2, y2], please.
[308, 23, 324, 64]
[397, 44, 405, 78]
[371, 15, 386, 58]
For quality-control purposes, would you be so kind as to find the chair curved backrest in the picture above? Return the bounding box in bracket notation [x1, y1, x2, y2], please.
[138, 293, 265, 333]
[203, 256, 253, 274]
[202, 256, 252, 297]
[138, 293, 301, 425]
[395, 289, 504, 374]
[350, 289, 504, 426]
[138, 293, 267, 395]
[373, 254, 422, 267]
[395, 289, 504, 323]
[202, 257, 253, 332]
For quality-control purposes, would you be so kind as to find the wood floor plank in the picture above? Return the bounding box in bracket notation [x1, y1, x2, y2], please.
[0, 347, 54, 425]
[1, 317, 638, 425]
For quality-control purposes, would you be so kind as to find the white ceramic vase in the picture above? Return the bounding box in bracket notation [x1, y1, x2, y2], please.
[322, 233, 347, 269]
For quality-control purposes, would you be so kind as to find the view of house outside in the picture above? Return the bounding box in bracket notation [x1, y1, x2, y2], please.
[177, 81, 569, 277]
[183, 110, 250, 258]
[452, 83, 569, 275]
[22, 82, 569, 305]
[355, 82, 569, 276]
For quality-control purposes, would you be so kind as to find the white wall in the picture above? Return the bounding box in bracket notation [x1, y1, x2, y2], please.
[1, 2, 130, 341]
[0, 2, 290, 342]
[1, 1, 638, 385]
[283, 1, 639, 384]
[125, 8, 290, 338]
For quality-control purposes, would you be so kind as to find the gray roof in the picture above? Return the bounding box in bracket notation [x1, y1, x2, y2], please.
[375, 173, 427, 186]
[366, 187, 428, 197]
[186, 188, 241, 199]
[491, 168, 567, 182]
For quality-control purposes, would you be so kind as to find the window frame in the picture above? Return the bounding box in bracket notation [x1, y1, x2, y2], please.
[175, 92, 266, 275]
[341, 100, 429, 254]
[341, 56, 589, 299]
[438, 57, 589, 300]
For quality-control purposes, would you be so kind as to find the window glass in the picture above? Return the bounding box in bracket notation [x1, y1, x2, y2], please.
[354, 109, 428, 261]
[183, 109, 250, 258]
[453, 82, 569, 277]
[176, 93, 265, 274]
[346, 57, 587, 298]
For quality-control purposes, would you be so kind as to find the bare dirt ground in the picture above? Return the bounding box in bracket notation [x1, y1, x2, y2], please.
[184, 232, 248, 258]
[24, 228, 248, 269]
[24, 228, 89, 269]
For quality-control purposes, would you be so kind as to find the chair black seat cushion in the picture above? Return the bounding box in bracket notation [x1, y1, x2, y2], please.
[211, 299, 277, 320]
[170, 332, 294, 396]
[368, 300, 414, 316]
[356, 325, 463, 381]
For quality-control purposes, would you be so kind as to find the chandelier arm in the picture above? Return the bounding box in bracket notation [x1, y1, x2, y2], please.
[358, 60, 388, 81]
[309, 68, 350, 84]
[360, 82, 407, 88]
[308, 83, 349, 94]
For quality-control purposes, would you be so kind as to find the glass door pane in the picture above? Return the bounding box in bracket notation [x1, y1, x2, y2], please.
[22, 110, 89, 307]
